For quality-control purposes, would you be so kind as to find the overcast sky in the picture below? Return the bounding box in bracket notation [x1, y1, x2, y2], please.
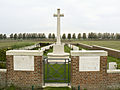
[0, 0, 120, 35]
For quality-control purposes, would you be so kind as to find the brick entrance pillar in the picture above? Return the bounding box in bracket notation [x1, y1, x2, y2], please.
[6, 50, 43, 88]
[70, 50, 107, 89]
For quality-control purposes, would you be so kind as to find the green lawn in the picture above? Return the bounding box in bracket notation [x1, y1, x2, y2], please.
[107, 56, 120, 69]
[0, 40, 38, 49]
[1, 86, 71, 90]
[1, 40, 120, 50]
[77, 41, 120, 68]
[64, 45, 72, 53]
[0, 40, 38, 68]
[44, 47, 53, 56]
[79, 41, 120, 50]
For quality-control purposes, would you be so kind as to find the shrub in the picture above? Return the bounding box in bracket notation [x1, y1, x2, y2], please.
[0, 48, 11, 68]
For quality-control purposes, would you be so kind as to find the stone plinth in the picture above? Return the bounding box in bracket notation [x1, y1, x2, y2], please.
[48, 43, 69, 58]
[47, 53, 69, 58]
[53, 44, 64, 54]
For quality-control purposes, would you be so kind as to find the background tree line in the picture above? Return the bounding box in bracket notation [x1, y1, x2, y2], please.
[0, 32, 120, 40]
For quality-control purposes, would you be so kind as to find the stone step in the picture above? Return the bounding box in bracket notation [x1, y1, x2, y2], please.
[43, 83, 71, 88]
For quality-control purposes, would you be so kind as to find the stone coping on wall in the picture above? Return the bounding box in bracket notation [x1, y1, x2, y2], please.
[6, 50, 43, 56]
[71, 50, 108, 56]
[93, 45, 120, 52]
[0, 69, 7, 72]
[107, 70, 120, 73]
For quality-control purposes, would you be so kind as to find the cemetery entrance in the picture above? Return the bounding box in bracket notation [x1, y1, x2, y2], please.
[43, 58, 70, 85]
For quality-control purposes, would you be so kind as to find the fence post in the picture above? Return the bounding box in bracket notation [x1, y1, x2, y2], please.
[78, 85, 80, 90]
[32, 85, 34, 90]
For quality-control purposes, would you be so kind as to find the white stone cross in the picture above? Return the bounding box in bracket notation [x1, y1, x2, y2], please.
[54, 9, 64, 45]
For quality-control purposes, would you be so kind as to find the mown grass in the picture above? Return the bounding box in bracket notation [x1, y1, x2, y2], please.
[11, 42, 34, 49]
[79, 41, 120, 50]
[78, 41, 120, 68]
[107, 56, 120, 69]
[0, 42, 35, 68]
[0, 40, 38, 49]
[64, 44, 72, 53]
[0, 40, 37, 68]
[44, 47, 53, 56]
[1, 40, 120, 50]
[0, 85, 71, 90]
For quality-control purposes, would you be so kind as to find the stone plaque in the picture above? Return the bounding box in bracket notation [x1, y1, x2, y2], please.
[14, 56, 34, 71]
[79, 56, 100, 71]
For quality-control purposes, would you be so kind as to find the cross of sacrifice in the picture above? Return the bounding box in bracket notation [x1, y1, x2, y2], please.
[53, 9, 64, 45]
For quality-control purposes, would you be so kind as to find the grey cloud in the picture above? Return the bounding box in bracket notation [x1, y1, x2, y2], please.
[0, 0, 120, 35]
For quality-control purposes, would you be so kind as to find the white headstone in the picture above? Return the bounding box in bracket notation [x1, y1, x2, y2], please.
[109, 62, 117, 70]
[14, 56, 34, 71]
[68, 44, 71, 48]
[73, 46, 79, 50]
[41, 47, 45, 51]
[79, 56, 100, 71]
[71, 45, 73, 49]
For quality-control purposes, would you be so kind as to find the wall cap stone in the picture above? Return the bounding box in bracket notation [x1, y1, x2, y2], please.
[107, 70, 120, 73]
[6, 50, 43, 56]
[71, 50, 108, 56]
[93, 45, 120, 52]
[0, 69, 7, 72]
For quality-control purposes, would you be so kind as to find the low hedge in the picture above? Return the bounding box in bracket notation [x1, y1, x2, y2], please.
[0, 48, 11, 68]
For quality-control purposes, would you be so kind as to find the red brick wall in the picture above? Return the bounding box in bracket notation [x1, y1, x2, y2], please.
[5, 54, 120, 89]
[0, 70, 6, 88]
[6, 55, 43, 88]
[77, 43, 120, 59]
[71, 56, 120, 89]
[92, 46, 120, 59]
[107, 73, 120, 88]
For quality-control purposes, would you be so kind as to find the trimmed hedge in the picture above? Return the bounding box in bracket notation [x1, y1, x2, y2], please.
[0, 48, 11, 68]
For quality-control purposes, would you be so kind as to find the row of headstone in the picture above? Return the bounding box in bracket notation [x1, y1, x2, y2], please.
[68, 44, 79, 50]
[40, 44, 54, 51]
[17, 43, 54, 51]
[68, 43, 118, 70]
[16, 44, 39, 50]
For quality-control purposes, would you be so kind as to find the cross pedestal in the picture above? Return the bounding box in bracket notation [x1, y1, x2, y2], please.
[47, 9, 69, 58]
